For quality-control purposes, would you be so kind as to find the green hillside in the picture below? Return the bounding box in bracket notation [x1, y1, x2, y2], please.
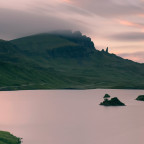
[0, 131, 21, 144]
[11, 34, 77, 55]
[0, 31, 144, 90]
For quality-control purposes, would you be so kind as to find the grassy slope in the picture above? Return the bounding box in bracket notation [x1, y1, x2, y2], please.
[45, 52, 144, 89]
[0, 131, 21, 144]
[0, 33, 144, 90]
[0, 35, 79, 90]
[11, 34, 77, 52]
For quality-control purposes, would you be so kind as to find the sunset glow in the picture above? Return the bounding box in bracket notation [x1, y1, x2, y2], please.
[118, 20, 139, 27]
[61, 0, 71, 3]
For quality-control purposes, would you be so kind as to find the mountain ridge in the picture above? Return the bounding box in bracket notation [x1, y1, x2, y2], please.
[0, 30, 144, 90]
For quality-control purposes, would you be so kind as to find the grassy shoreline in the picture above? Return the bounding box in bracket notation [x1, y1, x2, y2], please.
[0, 131, 21, 144]
[0, 84, 144, 91]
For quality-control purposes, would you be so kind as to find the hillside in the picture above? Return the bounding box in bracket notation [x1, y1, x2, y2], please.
[0, 30, 144, 90]
[0, 131, 21, 144]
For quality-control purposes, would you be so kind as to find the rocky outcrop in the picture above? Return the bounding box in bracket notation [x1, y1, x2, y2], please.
[100, 97, 126, 106]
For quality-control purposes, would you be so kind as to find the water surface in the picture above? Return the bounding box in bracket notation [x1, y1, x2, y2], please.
[0, 89, 144, 144]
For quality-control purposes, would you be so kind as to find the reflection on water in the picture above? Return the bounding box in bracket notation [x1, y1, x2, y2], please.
[0, 89, 144, 144]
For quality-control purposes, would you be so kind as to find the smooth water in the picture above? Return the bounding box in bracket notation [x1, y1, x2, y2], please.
[0, 89, 144, 144]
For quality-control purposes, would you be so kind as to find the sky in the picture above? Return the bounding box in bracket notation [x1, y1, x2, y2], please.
[0, 0, 144, 62]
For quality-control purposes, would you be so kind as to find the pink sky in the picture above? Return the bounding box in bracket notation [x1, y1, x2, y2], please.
[0, 0, 144, 62]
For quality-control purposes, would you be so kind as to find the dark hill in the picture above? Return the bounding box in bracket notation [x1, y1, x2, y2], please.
[0, 30, 144, 90]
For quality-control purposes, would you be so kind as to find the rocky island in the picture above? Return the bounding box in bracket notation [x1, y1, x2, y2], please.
[100, 96, 126, 106]
[136, 95, 144, 101]
[0, 131, 21, 144]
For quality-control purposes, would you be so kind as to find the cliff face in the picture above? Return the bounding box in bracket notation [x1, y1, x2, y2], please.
[47, 31, 95, 58]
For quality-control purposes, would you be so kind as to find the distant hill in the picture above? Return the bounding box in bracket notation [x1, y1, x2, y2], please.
[0, 30, 144, 90]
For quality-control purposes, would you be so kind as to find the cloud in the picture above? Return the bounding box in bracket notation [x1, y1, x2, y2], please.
[0, 0, 97, 40]
[118, 20, 144, 27]
[60, 0, 73, 4]
[59, 3, 93, 16]
[71, 0, 144, 17]
[0, 8, 87, 40]
[117, 19, 144, 31]
[28, 1, 93, 16]
[109, 32, 144, 41]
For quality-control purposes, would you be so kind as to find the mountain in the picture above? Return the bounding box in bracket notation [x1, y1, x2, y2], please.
[0, 30, 144, 90]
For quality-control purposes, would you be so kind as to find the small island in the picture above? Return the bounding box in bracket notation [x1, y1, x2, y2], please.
[136, 95, 144, 101]
[100, 94, 126, 106]
[0, 131, 21, 144]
